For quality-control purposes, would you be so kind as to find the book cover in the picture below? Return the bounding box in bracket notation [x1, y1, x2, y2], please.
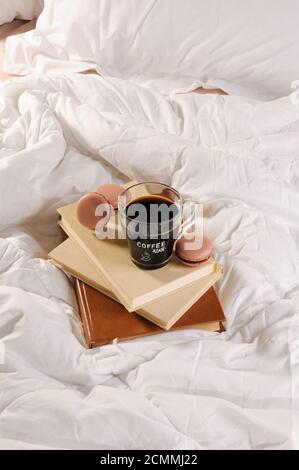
[74, 279, 226, 348]
[57, 203, 218, 312]
[49, 238, 224, 329]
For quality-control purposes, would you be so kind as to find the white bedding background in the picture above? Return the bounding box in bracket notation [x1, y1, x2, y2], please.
[0, 0, 43, 25]
[4, 0, 299, 100]
[0, 73, 299, 449]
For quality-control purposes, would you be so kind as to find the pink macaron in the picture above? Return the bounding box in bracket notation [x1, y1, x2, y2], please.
[76, 192, 112, 230]
[95, 183, 124, 209]
[175, 234, 213, 267]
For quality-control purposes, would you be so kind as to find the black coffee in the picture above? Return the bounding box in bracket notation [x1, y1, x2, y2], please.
[125, 196, 180, 270]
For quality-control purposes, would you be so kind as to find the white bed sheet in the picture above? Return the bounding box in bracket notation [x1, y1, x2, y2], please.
[0, 73, 299, 449]
[4, 0, 299, 100]
[0, 0, 43, 25]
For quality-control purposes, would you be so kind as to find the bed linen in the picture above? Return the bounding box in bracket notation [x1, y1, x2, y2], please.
[0, 73, 299, 450]
[0, 19, 36, 82]
[3, 0, 299, 100]
[0, 0, 43, 25]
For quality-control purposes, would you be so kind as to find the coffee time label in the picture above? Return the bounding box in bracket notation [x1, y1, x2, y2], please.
[137, 241, 166, 254]
[133, 237, 173, 266]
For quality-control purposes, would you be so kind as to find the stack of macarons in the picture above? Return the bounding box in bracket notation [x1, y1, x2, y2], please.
[76, 184, 123, 230]
[175, 234, 213, 267]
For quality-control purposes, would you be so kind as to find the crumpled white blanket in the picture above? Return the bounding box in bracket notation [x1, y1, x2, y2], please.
[0, 73, 299, 450]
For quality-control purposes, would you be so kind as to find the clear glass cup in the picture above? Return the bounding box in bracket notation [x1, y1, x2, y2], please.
[119, 182, 195, 270]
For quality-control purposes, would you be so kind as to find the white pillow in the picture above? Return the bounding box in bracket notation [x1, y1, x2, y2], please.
[4, 0, 299, 99]
[0, 0, 43, 25]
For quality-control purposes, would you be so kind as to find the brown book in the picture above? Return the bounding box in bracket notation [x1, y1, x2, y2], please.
[74, 278, 226, 348]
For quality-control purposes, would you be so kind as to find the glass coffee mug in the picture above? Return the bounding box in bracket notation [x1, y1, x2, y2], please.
[119, 182, 198, 270]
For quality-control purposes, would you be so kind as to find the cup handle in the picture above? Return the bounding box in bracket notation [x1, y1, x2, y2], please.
[180, 200, 203, 237]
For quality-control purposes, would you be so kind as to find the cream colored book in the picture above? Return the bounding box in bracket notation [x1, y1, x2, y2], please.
[49, 238, 223, 329]
[57, 202, 218, 312]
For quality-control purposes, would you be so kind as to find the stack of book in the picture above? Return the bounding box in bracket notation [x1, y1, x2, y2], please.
[49, 190, 225, 348]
